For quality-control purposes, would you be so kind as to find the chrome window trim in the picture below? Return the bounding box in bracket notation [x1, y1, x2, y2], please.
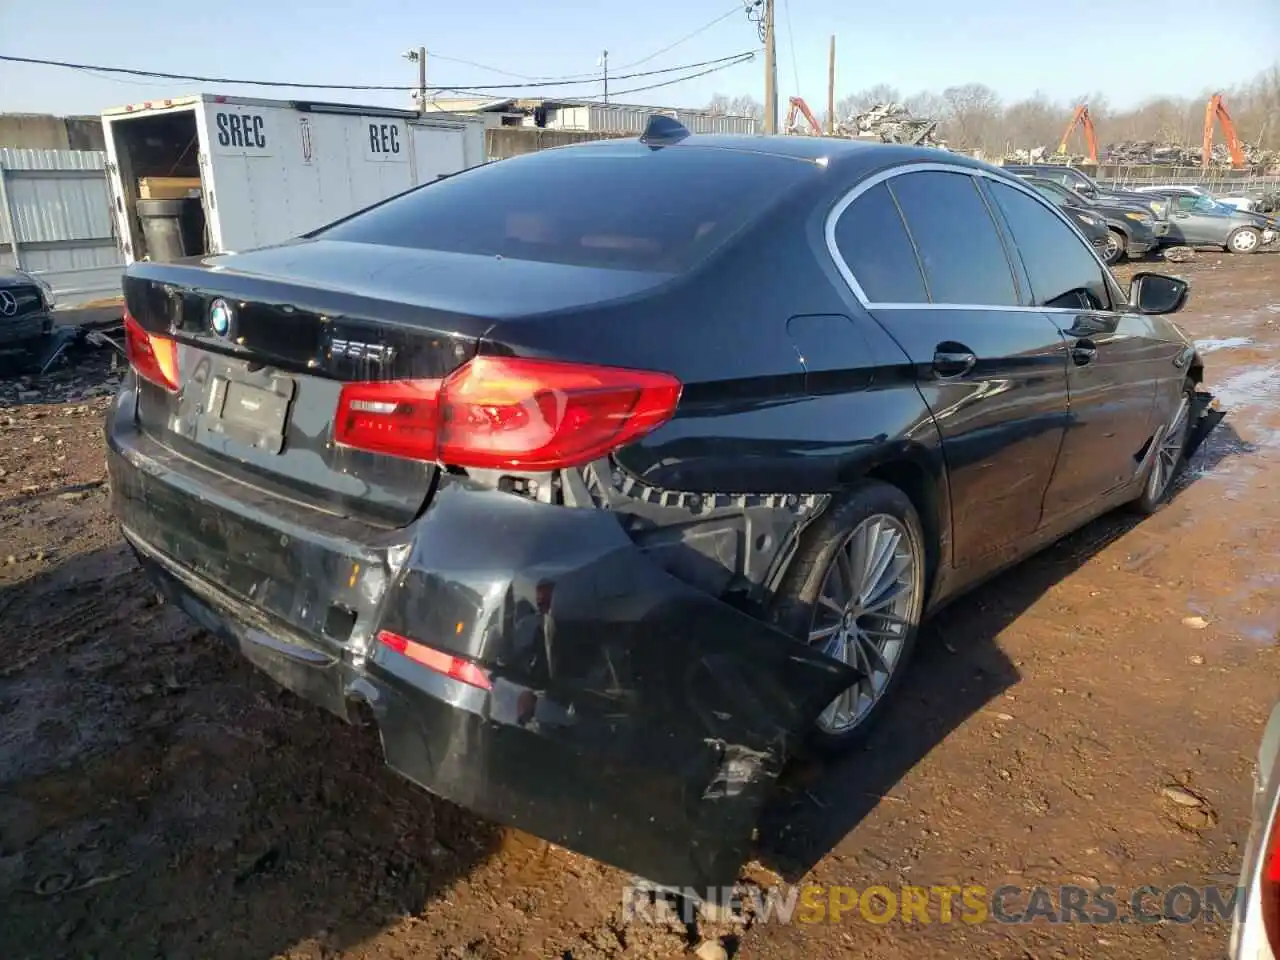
[824, 160, 1124, 313]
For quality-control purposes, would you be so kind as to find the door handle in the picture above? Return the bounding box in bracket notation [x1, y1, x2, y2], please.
[1071, 338, 1098, 366]
[933, 343, 977, 378]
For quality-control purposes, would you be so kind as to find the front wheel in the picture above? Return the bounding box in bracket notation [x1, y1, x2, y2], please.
[769, 482, 927, 756]
[1102, 229, 1127, 264]
[1227, 226, 1261, 254]
[1131, 382, 1194, 515]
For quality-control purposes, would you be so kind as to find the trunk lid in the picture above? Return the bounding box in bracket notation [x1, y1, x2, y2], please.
[123, 239, 668, 527]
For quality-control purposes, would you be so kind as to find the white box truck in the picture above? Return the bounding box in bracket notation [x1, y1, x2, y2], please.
[101, 94, 487, 263]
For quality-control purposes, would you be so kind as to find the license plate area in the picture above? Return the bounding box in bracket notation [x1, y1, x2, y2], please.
[204, 373, 296, 454]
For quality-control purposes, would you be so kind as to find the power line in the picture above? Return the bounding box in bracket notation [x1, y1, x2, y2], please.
[437, 53, 757, 104]
[783, 0, 800, 97]
[0, 51, 757, 94]
[427, 52, 602, 83]
[615, 4, 745, 70]
[414, 6, 747, 84]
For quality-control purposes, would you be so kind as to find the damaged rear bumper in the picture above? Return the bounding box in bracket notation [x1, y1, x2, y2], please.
[106, 385, 855, 890]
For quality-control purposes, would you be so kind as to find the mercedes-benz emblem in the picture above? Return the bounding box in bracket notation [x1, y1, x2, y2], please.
[209, 298, 235, 339]
[0, 291, 17, 318]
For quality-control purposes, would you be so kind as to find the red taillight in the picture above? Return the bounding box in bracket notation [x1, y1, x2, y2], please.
[124, 310, 179, 392]
[334, 356, 681, 471]
[333, 378, 441, 460]
[376, 630, 492, 690]
[1264, 802, 1280, 950]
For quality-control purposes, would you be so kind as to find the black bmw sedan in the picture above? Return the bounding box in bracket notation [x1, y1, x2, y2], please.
[107, 118, 1209, 893]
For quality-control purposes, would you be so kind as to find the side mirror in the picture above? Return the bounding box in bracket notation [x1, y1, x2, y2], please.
[1129, 272, 1189, 315]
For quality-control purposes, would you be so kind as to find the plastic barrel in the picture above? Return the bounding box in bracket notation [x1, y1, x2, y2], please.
[136, 197, 204, 262]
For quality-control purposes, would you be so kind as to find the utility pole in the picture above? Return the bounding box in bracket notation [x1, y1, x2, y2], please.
[763, 0, 777, 134]
[418, 46, 427, 115]
[404, 47, 427, 114]
[827, 35, 836, 135]
[601, 49, 609, 103]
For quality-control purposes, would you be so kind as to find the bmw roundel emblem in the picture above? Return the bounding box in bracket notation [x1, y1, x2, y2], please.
[209, 298, 235, 339]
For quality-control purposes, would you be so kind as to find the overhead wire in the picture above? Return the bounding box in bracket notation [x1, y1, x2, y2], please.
[783, 0, 801, 98]
[0, 51, 756, 94]
[426, 52, 604, 84]
[614, 4, 745, 70]
[435, 53, 757, 103]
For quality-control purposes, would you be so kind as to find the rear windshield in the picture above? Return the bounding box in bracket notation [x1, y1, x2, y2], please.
[315, 143, 815, 272]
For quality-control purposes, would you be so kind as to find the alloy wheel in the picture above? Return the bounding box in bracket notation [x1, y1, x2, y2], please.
[1146, 396, 1191, 502]
[807, 514, 919, 734]
[1103, 232, 1123, 262]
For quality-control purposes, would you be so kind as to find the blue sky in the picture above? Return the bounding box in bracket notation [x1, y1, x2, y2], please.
[2, 0, 1276, 117]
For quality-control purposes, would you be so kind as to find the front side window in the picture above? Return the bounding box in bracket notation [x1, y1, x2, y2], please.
[987, 180, 1110, 311]
[887, 171, 1019, 306]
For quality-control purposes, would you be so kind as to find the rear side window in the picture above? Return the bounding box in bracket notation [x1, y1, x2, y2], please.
[316, 145, 815, 272]
[888, 171, 1018, 306]
[987, 180, 1110, 311]
[832, 182, 927, 303]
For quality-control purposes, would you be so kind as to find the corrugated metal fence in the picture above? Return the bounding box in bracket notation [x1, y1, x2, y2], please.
[0, 148, 124, 307]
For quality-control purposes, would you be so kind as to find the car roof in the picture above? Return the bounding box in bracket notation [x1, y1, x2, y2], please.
[555, 133, 995, 178]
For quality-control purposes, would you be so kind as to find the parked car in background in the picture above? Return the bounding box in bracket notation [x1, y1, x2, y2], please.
[1059, 201, 1112, 255]
[1131, 184, 1207, 198]
[1020, 176, 1164, 264]
[1147, 191, 1280, 253]
[1230, 702, 1279, 960]
[108, 123, 1211, 893]
[1132, 184, 1261, 213]
[0, 268, 55, 365]
[1002, 163, 1172, 219]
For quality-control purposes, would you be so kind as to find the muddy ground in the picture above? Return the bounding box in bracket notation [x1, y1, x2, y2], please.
[1, 252, 1278, 960]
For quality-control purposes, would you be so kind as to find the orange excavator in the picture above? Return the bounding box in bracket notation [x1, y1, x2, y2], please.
[784, 96, 824, 136]
[1203, 93, 1246, 170]
[1057, 103, 1098, 163]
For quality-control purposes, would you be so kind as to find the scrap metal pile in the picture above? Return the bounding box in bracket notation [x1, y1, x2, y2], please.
[1100, 141, 1277, 167]
[838, 103, 944, 146]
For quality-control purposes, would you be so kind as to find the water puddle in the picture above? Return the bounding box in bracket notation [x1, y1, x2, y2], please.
[1194, 336, 1255, 354]
[1186, 570, 1280, 647]
[1210, 364, 1280, 409]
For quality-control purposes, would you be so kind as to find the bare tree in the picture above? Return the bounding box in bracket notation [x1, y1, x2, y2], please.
[711, 63, 1280, 157]
[940, 83, 1001, 150]
[706, 93, 764, 120]
[705, 94, 732, 116]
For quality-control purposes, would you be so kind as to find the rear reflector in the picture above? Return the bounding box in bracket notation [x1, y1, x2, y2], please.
[376, 630, 492, 690]
[335, 355, 682, 471]
[124, 310, 179, 392]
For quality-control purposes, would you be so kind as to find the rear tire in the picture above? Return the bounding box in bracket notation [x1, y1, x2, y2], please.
[1227, 226, 1261, 254]
[1102, 229, 1127, 264]
[769, 481, 927, 757]
[1131, 381, 1194, 515]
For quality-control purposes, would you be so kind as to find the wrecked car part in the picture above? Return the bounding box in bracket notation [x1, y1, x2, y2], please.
[112, 419, 856, 890]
